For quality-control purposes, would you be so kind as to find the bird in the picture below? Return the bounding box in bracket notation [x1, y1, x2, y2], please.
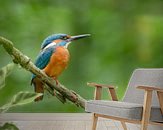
[31, 33, 90, 101]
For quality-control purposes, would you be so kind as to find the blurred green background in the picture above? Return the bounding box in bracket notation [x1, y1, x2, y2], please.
[0, 0, 163, 112]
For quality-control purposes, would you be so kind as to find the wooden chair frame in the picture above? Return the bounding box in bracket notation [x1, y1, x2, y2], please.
[87, 82, 163, 130]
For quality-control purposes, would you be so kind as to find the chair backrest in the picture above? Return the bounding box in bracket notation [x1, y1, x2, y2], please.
[123, 68, 163, 107]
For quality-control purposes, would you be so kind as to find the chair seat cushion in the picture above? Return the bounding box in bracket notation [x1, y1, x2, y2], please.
[85, 100, 163, 122]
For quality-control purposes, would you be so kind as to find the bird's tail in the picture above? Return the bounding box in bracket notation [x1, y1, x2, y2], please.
[31, 78, 44, 101]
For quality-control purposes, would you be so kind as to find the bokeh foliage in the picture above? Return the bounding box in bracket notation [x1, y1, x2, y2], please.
[0, 63, 43, 114]
[0, 0, 163, 112]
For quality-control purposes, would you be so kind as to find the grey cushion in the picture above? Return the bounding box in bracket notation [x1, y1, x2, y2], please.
[85, 100, 163, 122]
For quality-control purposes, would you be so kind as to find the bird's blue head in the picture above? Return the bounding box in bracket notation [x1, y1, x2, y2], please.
[41, 33, 90, 50]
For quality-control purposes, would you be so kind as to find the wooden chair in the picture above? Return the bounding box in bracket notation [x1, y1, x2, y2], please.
[85, 69, 163, 130]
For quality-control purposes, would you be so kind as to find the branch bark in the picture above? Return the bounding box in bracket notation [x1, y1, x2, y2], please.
[0, 36, 86, 108]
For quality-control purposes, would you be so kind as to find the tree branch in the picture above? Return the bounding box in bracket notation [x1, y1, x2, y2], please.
[0, 36, 86, 108]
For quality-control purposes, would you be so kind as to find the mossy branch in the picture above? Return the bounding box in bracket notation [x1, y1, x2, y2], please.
[0, 36, 86, 108]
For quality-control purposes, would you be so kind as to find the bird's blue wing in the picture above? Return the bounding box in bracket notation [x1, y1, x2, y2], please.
[35, 49, 53, 69]
[31, 47, 56, 81]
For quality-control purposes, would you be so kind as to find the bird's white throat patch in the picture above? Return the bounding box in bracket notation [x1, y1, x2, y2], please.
[43, 42, 57, 50]
[64, 42, 71, 48]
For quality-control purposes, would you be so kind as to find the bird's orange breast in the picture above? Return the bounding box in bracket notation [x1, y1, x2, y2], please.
[43, 46, 70, 78]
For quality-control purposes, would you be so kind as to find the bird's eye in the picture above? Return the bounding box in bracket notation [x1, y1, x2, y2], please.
[62, 36, 68, 40]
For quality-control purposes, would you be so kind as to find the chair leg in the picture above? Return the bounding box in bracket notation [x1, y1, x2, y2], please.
[141, 123, 148, 130]
[121, 121, 127, 130]
[92, 113, 98, 130]
[141, 90, 152, 130]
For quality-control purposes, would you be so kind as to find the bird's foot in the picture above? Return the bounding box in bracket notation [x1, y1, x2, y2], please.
[52, 77, 59, 86]
[53, 90, 56, 96]
[55, 80, 59, 86]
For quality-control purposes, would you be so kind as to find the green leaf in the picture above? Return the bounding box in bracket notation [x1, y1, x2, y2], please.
[0, 103, 11, 113]
[0, 122, 19, 130]
[0, 92, 42, 113]
[0, 63, 15, 89]
[10, 92, 43, 106]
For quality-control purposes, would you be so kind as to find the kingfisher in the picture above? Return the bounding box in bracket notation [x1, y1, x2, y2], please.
[31, 33, 90, 101]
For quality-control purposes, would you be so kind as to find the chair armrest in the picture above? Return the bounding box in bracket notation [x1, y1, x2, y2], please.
[137, 86, 163, 118]
[87, 82, 115, 89]
[137, 86, 163, 92]
[87, 82, 118, 101]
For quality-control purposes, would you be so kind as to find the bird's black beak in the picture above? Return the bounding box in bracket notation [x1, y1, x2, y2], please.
[68, 34, 91, 42]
